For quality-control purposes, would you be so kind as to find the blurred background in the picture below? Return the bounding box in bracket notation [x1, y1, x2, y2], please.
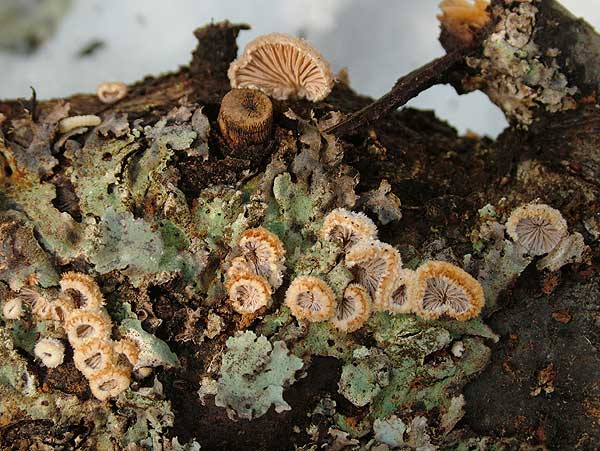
[0, 0, 598, 137]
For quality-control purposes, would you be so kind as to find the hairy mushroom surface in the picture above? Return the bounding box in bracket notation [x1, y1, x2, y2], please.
[332, 283, 372, 333]
[345, 239, 402, 307]
[285, 275, 336, 322]
[65, 310, 112, 349]
[225, 271, 272, 315]
[438, 0, 490, 45]
[382, 269, 417, 314]
[237, 227, 286, 289]
[412, 261, 484, 321]
[34, 337, 65, 368]
[96, 81, 128, 104]
[218, 88, 273, 148]
[88, 366, 131, 401]
[506, 203, 568, 256]
[2, 297, 23, 320]
[59, 271, 105, 310]
[73, 339, 115, 378]
[228, 32, 334, 102]
[320, 208, 378, 248]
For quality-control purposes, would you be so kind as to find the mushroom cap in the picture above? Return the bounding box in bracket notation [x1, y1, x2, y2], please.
[381, 269, 417, 314]
[218, 89, 273, 148]
[412, 260, 484, 321]
[2, 297, 23, 320]
[88, 366, 131, 401]
[438, 0, 490, 45]
[320, 208, 378, 247]
[228, 32, 334, 102]
[25, 289, 55, 321]
[225, 271, 272, 315]
[73, 338, 115, 378]
[96, 81, 128, 104]
[34, 337, 65, 369]
[59, 271, 105, 310]
[345, 239, 402, 307]
[65, 310, 112, 349]
[113, 338, 141, 367]
[332, 283, 372, 332]
[506, 203, 568, 256]
[51, 294, 76, 323]
[285, 275, 336, 322]
[237, 227, 286, 289]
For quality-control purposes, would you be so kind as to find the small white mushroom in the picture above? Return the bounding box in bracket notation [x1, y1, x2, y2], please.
[34, 337, 65, 368]
[2, 297, 23, 320]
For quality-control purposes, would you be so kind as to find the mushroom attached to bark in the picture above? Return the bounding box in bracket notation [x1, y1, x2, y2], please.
[225, 271, 272, 315]
[73, 338, 115, 378]
[218, 88, 273, 148]
[113, 338, 140, 368]
[59, 271, 105, 310]
[382, 269, 416, 314]
[285, 275, 335, 322]
[236, 227, 286, 289]
[438, 0, 491, 45]
[332, 283, 371, 332]
[228, 32, 334, 102]
[320, 208, 378, 248]
[345, 239, 402, 307]
[506, 203, 568, 256]
[96, 81, 128, 104]
[2, 297, 23, 320]
[34, 337, 65, 368]
[65, 310, 112, 348]
[412, 261, 484, 321]
[88, 366, 131, 401]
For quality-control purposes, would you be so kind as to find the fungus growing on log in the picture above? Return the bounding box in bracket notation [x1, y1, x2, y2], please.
[382, 269, 416, 314]
[225, 271, 272, 315]
[2, 297, 23, 320]
[332, 283, 371, 332]
[228, 32, 334, 101]
[285, 275, 335, 322]
[438, 0, 490, 45]
[50, 294, 75, 323]
[65, 310, 112, 349]
[320, 208, 378, 248]
[113, 338, 140, 367]
[506, 203, 567, 256]
[412, 261, 484, 321]
[88, 366, 132, 401]
[218, 88, 273, 148]
[345, 239, 402, 307]
[34, 337, 65, 368]
[73, 339, 115, 378]
[96, 81, 128, 104]
[237, 227, 286, 290]
[59, 271, 105, 310]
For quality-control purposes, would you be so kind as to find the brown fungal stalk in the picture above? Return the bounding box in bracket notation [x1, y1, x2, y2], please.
[218, 88, 274, 148]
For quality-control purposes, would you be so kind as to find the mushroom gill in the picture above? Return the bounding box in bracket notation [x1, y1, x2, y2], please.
[228, 32, 334, 102]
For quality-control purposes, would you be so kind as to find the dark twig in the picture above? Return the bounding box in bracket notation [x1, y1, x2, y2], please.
[326, 49, 468, 136]
[29, 86, 38, 122]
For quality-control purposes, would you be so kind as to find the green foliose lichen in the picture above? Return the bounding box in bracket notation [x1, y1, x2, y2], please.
[214, 330, 303, 420]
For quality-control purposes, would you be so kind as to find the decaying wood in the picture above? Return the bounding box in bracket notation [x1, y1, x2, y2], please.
[0, 1, 599, 450]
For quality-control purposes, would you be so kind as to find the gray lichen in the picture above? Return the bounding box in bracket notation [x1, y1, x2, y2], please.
[464, 0, 577, 126]
[213, 330, 303, 420]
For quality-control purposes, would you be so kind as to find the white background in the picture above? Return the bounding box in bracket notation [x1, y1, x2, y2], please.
[1, 0, 598, 137]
